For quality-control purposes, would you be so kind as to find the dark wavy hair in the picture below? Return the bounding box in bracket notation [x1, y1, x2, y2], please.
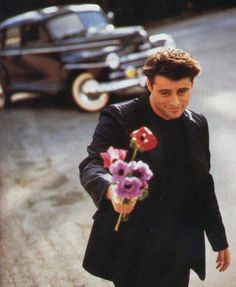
[143, 48, 201, 84]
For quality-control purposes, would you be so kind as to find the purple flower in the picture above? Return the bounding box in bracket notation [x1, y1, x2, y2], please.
[109, 160, 129, 182]
[128, 160, 153, 182]
[114, 177, 143, 199]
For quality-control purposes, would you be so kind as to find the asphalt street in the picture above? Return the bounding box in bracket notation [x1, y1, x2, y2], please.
[0, 7, 236, 287]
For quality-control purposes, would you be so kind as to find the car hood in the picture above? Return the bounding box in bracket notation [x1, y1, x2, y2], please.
[58, 25, 149, 64]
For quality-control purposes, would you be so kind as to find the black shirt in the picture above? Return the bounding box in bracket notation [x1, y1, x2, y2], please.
[146, 100, 193, 219]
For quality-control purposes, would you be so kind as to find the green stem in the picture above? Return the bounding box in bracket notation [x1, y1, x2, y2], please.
[131, 146, 139, 161]
[114, 213, 124, 232]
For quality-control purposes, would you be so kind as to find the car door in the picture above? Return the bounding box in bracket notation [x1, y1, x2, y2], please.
[1, 25, 24, 87]
[2, 23, 64, 93]
[20, 23, 64, 93]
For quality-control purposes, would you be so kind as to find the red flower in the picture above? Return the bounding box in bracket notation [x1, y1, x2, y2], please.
[130, 126, 158, 151]
[100, 146, 128, 168]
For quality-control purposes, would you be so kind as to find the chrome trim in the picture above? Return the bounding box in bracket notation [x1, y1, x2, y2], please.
[64, 46, 168, 70]
[149, 33, 175, 48]
[64, 62, 107, 69]
[0, 39, 121, 56]
[120, 46, 164, 64]
[67, 4, 101, 12]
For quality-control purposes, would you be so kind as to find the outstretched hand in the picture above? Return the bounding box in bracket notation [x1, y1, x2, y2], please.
[106, 185, 137, 214]
[216, 248, 231, 272]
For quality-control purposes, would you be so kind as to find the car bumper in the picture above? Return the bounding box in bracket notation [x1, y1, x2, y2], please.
[81, 72, 146, 95]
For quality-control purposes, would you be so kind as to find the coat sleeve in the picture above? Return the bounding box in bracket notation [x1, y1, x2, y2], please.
[203, 175, 229, 251]
[201, 117, 229, 251]
[79, 105, 126, 208]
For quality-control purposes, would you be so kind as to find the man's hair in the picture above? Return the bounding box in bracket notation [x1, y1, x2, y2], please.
[143, 48, 201, 84]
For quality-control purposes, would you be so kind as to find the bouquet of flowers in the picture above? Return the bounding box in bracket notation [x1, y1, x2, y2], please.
[100, 126, 158, 231]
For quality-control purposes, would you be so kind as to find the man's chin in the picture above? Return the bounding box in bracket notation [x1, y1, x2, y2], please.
[167, 113, 183, 120]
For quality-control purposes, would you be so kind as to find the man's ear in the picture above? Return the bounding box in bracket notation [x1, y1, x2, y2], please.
[190, 79, 195, 87]
[146, 79, 153, 93]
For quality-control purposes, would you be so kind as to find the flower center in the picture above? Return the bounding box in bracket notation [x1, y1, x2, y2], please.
[132, 170, 142, 178]
[118, 169, 124, 176]
[124, 183, 132, 190]
[140, 134, 146, 142]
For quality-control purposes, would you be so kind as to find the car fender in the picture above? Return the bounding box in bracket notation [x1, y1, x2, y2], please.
[149, 33, 176, 48]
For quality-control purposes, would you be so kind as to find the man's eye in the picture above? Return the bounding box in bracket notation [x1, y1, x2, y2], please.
[160, 92, 170, 96]
[178, 89, 187, 95]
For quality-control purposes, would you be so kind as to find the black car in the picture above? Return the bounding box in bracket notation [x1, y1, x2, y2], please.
[0, 4, 175, 112]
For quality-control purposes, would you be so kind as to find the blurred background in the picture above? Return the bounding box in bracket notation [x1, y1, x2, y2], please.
[0, 1, 236, 287]
[1, 0, 236, 25]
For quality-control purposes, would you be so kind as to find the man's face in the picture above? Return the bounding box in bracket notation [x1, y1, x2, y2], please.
[147, 75, 193, 120]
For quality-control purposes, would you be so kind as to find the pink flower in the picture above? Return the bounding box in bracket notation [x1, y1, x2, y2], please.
[115, 177, 143, 199]
[100, 146, 128, 168]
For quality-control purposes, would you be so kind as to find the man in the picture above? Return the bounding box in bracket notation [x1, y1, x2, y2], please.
[79, 49, 230, 287]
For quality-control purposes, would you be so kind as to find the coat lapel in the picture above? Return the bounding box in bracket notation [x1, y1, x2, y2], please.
[183, 110, 209, 178]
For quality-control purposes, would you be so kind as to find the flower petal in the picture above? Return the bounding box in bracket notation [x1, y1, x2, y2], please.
[100, 146, 128, 168]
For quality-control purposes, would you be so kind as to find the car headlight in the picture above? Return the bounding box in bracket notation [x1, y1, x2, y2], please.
[106, 53, 120, 69]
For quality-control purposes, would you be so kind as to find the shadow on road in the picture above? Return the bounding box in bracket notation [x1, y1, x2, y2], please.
[8, 91, 144, 112]
[10, 93, 75, 110]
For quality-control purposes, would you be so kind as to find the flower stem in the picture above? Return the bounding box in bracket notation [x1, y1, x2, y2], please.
[114, 213, 124, 232]
[131, 147, 139, 161]
[114, 147, 139, 231]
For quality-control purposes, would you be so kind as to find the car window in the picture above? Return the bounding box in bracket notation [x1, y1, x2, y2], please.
[22, 24, 48, 48]
[4, 26, 21, 49]
[47, 13, 85, 40]
[79, 11, 108, 29]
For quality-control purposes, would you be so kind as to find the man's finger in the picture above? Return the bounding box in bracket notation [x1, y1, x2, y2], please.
[216, 251, 224, 270]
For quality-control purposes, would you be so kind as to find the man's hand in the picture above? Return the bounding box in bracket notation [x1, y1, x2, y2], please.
[216, 248, 231, 272]
[106, 185, 137, 214]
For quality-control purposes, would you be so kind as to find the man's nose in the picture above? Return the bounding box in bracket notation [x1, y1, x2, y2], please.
[170, 94, 180, 106]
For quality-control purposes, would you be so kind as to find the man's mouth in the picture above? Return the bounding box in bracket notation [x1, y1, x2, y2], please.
[169, 107, 182, 113]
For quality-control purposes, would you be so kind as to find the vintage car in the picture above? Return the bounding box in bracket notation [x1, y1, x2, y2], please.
[0, 4, 175, 112]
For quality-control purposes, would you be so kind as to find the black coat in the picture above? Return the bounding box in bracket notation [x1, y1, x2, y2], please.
[79, 95, 228, 282]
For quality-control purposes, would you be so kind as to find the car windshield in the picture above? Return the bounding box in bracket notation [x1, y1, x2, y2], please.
[47, 11, 108, 40]
[78, 11, 108, 29]
[47, 13, 85, 40]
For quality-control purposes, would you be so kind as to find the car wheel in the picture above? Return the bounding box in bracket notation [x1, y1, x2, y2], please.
[72, 73, 109, 112]
[0, 81, 10, 109]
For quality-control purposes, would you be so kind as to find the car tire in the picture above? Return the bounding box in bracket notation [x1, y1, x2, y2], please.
[0, 81, 10, 109]
[71, 73, 109, 112]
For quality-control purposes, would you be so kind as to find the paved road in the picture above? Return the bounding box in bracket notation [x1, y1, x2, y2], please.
[0, 7, 236, 287]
